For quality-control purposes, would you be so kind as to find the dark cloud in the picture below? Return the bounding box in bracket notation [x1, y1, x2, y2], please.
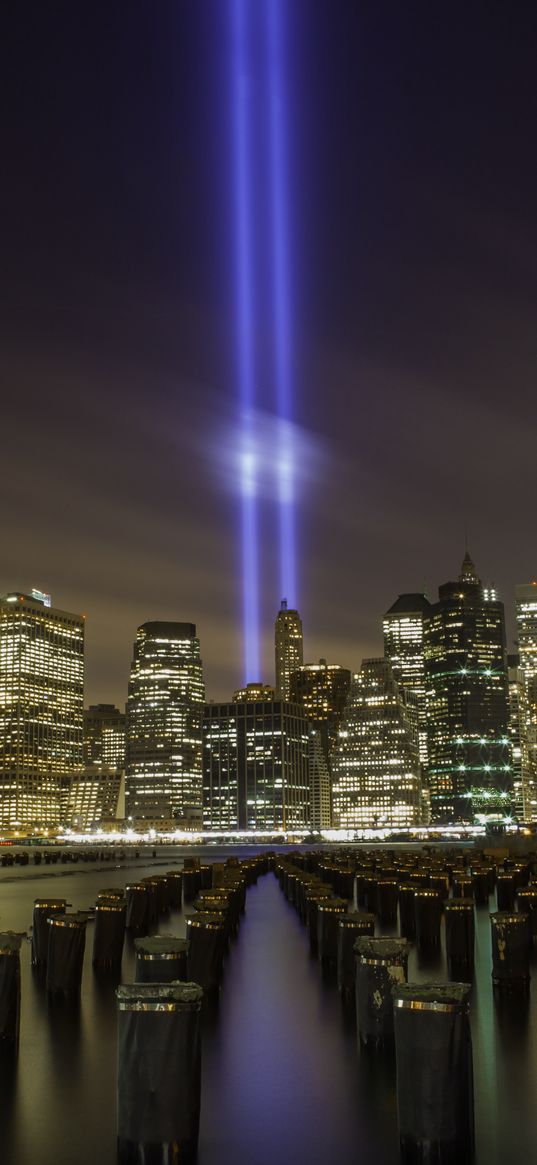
[2, 1, 537, 703]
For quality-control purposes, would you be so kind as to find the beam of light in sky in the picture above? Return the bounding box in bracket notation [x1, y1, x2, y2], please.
[232, 0, 260, 683]
[266, 0, 297, 609]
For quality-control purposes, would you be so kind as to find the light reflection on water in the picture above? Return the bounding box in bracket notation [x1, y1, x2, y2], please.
[0, 850, 537, 1163]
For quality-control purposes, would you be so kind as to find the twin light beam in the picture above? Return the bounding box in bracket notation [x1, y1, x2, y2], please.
[232, 0, 295, 683]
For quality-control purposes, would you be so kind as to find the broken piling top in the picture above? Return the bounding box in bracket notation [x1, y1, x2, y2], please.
[117, 982, 203, 1010]
[338, 911, 375, 930]
[0, 932, 23, 954]
[354, 936, 409, 963]
[134, 935, 189, 956]
[393, 982, 471, 1011]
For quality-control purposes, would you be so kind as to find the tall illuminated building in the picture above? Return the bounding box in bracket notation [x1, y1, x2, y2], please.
[289, 660, 351, 751]
[275, 600, 303, 699]
[515, 583, 537, 821]
[383, 594, 431, 769]
[424, 553, 511, 823]
[125, 622, 205, 827]
[62, 702, 127, 830]
[331, 658, 421, 831]
[289, 659, 351, 826]
[203, 690, 310, 832]
[0, 590, 84, 829]
[507, 653, 524, 820]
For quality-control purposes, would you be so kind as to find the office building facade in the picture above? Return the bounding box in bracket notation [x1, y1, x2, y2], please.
[0, 590, 84, 829]
[289, 659, 352, 826]
[331, 658, 421, 831]
[507, 653, 524, 821]
[203, 695, 310, 832]
[515, 585, 537, 821]
[84, 703, 125, 770]
[383, 593, 431, 769]
[424, 554, 511, 822]
[125, 622, 205, 826]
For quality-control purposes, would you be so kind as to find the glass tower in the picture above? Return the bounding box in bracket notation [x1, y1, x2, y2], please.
[0, 591, 84, 829]
[515, 583, 537, 821]
[274, 600, 303, 699]
[125, 622, 205, 826]
[424, 553, 511, 823]
[331, 658, 421, 831]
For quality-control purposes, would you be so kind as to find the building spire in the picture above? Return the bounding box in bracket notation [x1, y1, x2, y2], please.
[459, 551, 481, 586]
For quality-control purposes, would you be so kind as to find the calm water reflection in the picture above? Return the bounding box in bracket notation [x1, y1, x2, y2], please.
[0, 851, 537, 1163]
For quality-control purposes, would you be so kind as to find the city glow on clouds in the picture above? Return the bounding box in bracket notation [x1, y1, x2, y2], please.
[218, 408, 323, 507]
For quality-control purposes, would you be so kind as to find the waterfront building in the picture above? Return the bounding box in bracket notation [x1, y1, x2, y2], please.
[383, 593, 431, 770]
[515, 584, 537, 822]
[331, 658, 421, 831]
[203, 692, 310, 832]
[0, 590, 84, 829]
[125, 622, 205, 827]
[424, 553, 511, 823]
[274, 600, 303, 699]
[64, 767, 123, 830]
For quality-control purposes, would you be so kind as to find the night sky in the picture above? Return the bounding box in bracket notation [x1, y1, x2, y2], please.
[3, 2, 537, 706]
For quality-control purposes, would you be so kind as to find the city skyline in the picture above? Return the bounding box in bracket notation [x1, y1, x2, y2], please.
[1, 562, 532, 711]
[3, 4, 537, 713]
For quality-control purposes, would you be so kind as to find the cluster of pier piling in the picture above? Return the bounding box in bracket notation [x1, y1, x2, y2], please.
[1, 845, 536, 1161]
[275, 847, 537, 1162]
[0, 854, 269, 1162]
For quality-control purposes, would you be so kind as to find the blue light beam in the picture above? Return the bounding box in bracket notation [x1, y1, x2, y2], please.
[266, 0, 297, 609]
[232, 0, 260, 682]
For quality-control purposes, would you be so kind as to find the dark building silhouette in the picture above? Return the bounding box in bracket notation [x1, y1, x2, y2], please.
[424, 553, 511, 823]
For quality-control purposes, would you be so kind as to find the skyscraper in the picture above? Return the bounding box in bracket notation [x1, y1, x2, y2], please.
[63, 702, 127, 830]
[125, 622, 205, 826]
[203, 691, 310, 832]
[515, 583, 537, 821]
[289, 659, 351, 825]
[0, 590, 84, 829]
[424, 553, 511, 823]
[274, 599, 303, 699]
[331, 658, 421, 831]
[383, 593, 431, 769]
[507, 653, 524, 821]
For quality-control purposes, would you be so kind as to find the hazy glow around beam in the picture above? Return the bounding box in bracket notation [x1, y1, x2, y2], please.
[232, 0, 260, 683]
[266, 0, 297, 607]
